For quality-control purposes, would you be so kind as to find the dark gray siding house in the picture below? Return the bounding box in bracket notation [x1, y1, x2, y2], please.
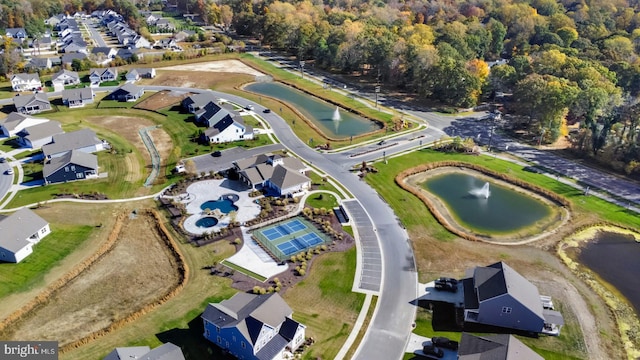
[43, 150, 98, 184]
[458, 333, 543, 360]
[106, 83, 144, 102]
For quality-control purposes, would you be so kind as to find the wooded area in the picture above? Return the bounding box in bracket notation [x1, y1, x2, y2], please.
[3, 0, 640, 174]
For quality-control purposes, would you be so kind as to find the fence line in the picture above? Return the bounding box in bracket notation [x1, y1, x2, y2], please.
[140, 125, 162, 187]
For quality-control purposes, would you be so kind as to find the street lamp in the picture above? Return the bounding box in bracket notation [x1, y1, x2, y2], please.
[299, 61, 305, 79]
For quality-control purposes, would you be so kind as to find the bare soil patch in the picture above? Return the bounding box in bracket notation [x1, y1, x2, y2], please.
[160, 60, 265, 77]
[3, 211, 183, 348]
[134, 90, 189, 111]
[149, 70, 254, 90]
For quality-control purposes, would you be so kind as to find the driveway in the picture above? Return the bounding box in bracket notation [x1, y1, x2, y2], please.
[187, 144, 285, 174]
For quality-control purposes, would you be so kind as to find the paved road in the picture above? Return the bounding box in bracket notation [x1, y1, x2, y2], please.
[0, 160, 12, 198]
[81, 18, 108, 48]
[190, 144, 285, 174]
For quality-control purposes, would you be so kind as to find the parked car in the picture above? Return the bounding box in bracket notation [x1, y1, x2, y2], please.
[263, 108, 271, 113]
[211, 151, 222, 157]
[0, 157, 5, 163]
[422, 343, 444, 358]
[431, 336, 459, 350]
[245, 104, 254, 110]
[434, 277, 458, 292]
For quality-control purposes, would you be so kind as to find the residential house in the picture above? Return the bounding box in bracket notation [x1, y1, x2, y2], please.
[265, 164, 312, 197]
[182, 92, 218, 113]
[61, 53, 88, 67]
[106, 83, 144, 102]
[43, 150, 99, 184]
[202, 293, 306, 360]
[45, 14, 66, 27]
[5, 28, 27, 41]
[11, 73, 42, 92]
[462, 261, 564, 335]
[115, 48, 140, 62]
[61, 88, 94, 108]
[194, 101, 233, 126]
[17, 121, 63, 149]
[24, 57, 53, 71]
[89, 67, 118, 85]
[14, 93, 51, 115]
[458, 333, 543, 360]
[0, 112, 49, 137]
[91, 47, 117, 65]
[154, 38, 178, 50]
[52, 69, 81, 87]
[42, 128, 107, 159]
[142, 13, 160, 26]
[61, 40, 88, 54]
[174, 30, 196, 42]
[31, 35, 55, 51]
[130, 35, 151, 49]
[155, 18, 175, 31]
[125, 68, 155, 82]
[0, 208, 51, 263]
[201, 113, 254, 144]
[104, 342, 185, 360]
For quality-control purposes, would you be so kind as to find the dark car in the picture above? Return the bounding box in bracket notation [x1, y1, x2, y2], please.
[263, 108, 271, 113]
[431, 336, 459, 350]
[422, 343, 444, 358]
[211, 151, 222, 157]
[0, 157, 5, 163]
[434, 277, 458, 292]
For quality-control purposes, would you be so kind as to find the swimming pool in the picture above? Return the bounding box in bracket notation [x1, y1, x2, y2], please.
[200, 199, 238, 213]
[196, 217, 219, 228]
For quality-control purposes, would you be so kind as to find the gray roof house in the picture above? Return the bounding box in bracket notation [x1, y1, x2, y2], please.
[125, 68, 155, 82]
[202, 293, 306, 360]
[43, 150, 99, 185]
[11, 73, 42, 92]
[0, 208, 50, 263]
[25, 57, 53, 71]
[106, 83, 144, 102]
[458, 333, 543, 360]
[0, 112, 49, 137]
[182, 92, 218, 113]
[265, 165, 312, 197]
[17, 121, 63, 149]
[104, 342, 185, 360]
[52, 69, 81, 87]
[42, 128, 107, 159]
[14, 93, 51, 115]
[61, 88, 94, 108]
[155, 18, 175, 30]
[463, 261, 564, 335]
[236, 154, 309, 194]
[89, 67, 118, 85]
[61, 53, 88, 66]
[5, 28, 27, 40]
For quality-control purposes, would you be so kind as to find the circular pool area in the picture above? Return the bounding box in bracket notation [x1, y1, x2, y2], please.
[195, 217, 219, 228]
[200, 198, 238, 213]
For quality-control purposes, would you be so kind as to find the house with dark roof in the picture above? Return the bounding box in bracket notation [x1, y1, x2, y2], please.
[201, 113, 254, 144]
[104, 342, 185, 360]
[62, 88, 94, 108]
[155, 18, 175, 31]
[5, 28, 27, 41]
[52, 69, 81, 88]
[43, 150, 99, 184]
[154, 38, 178, 49]
[0, 208, 50, 263]
[182, 92, 218, 113]
[17, 121, 63, 149]
[11, 73, 42, 92]
[24, 57, 53, 71]
[0, 112, 49, 137]
[106, 83, 144, 102]
[42, 128, 107, 159]
[202, 293, 306, 360]
[89, 67, 118, 85]
[458, 333, 543, 360]
[14, 93, 51, 115]
[125, 68, 156, 82]
[61, 53, 88, 67]
[462, 261, 564, 335]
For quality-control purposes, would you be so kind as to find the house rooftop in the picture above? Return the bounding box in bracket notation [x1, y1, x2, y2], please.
[42, 128, 101, 157]
[43, 150, 98, 178]
[0, 208, 48, 253]
[17, 120, 63, 141]
[458, 333, 543, 360]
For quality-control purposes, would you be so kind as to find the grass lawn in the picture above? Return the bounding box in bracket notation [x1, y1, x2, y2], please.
[305, 192, 338, 210]
[283, 247, 365, 360]
[308, 171, 345, 198]
[21, 162, 43, 182]
[0, 224, 94, 299]
[0, 137, 21, 153]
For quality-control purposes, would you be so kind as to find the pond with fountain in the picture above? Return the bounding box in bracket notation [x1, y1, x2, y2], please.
[244, 82, 381, 138]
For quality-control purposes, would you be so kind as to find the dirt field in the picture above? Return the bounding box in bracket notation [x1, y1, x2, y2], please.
[147, 70, 255, 90]
[134, 90, 190, 111]
[84, 115, 173, 183]
[3, 211, 182, 347]
[160, 60, 264, 76]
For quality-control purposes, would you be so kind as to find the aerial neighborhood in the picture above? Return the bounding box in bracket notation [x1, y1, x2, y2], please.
[0, 1, 639, 360]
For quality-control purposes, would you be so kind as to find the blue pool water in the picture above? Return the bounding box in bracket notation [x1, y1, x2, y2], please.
[196, 217, 218, 228]
[200, 199, 238, 213]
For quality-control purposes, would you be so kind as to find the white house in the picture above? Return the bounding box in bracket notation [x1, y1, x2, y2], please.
[11, 73, 42, 92]
[0, 112, 50, 137]
[0, 208, 51, 263]
[61, 88, 95, 108]
[52, 69, 81, 88]
[89, 67, 118, 85]
[17, 121, 64, 149]
[202, 113, 254, 143]
[125, 68, 155, 82]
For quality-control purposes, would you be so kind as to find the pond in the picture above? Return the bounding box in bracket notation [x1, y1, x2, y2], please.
[244, 82, 380, 138]
[578, 231, 640, 313]
[422, 172, 552, 234]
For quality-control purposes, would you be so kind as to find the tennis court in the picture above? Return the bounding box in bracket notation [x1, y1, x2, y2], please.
[253, 217, 329, 261]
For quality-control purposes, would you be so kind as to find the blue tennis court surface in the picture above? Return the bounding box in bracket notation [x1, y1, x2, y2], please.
[254, 217, 328, 260]
[276, 233, 324, 256]
[261, 219, 308, 242]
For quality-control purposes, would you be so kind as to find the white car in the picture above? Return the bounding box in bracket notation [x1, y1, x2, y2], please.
[5, 168, 14, 175]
